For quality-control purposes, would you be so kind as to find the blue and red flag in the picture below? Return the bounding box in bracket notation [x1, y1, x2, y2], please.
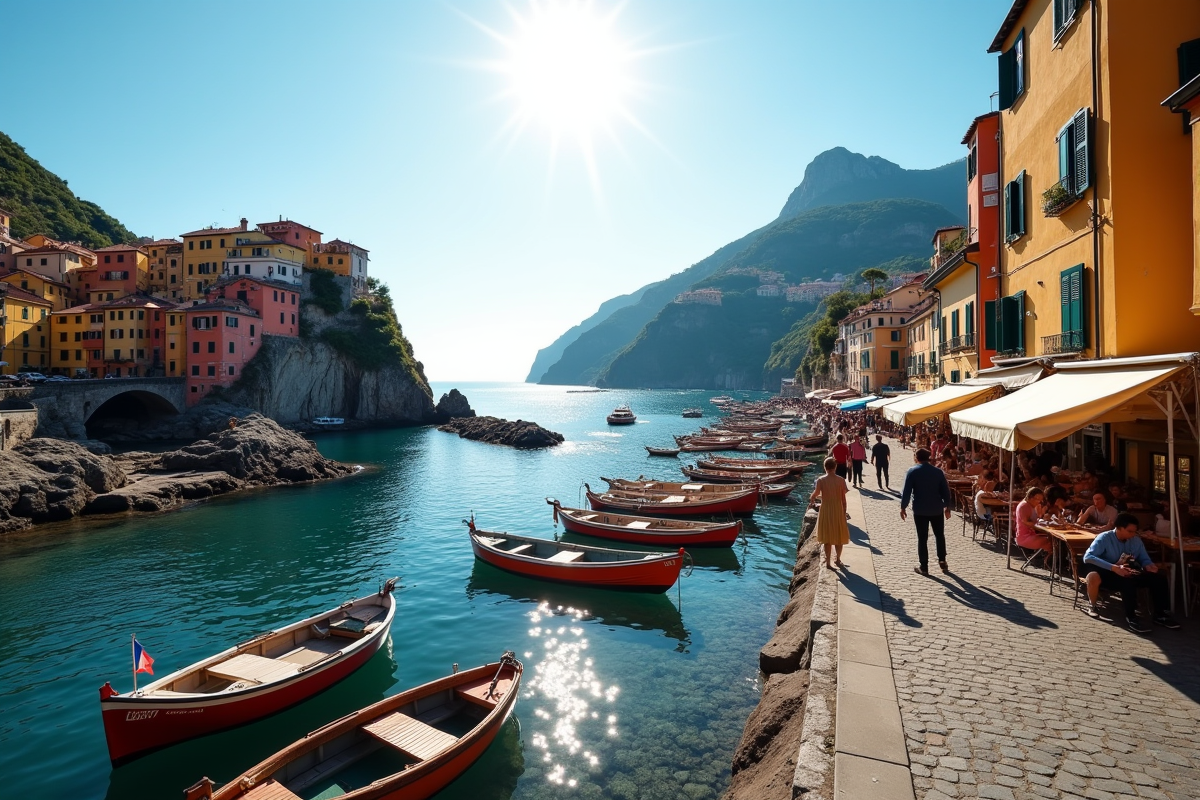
[133, 638, 154, 676]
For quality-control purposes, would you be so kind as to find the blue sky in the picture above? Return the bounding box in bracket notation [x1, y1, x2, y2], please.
[2, 0, 1010, 380]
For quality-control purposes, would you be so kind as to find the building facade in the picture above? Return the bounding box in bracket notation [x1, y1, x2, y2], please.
[905, 295, 940, 392]
[0, 283, 52, 374]
[840, 281, 925, 394]
[145, 238, 185, 300]
[184, 300, 262, 404]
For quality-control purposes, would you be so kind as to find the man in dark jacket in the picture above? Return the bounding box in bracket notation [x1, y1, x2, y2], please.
[871, 434, 891, 490]
[900, 448, 954, 575]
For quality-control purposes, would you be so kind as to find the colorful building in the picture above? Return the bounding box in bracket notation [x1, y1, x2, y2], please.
[0, 282, 52, 374]
[989, 0, 1200, 360]
[22, 235, 96, 269]
[0, 207, 29, 273]
[312, 239, 369, 292]
[905, 294, 939, 392]
[50, 304, 105, 377]
[221, 231, 305, 287]
[91, 244, 150, 297]
[840, 280, 925, 394]
[258, 219, 323, 266]
[181, 220, 251, 301]
[0, 268, 72, 311]
[205, 275, 300, 337]
[16, 245, 85, 284]
[184, 299, 262, 405]
[163, 306, 188, 377]
[145, 238, 185, 300]
[97, 294, 172, 377]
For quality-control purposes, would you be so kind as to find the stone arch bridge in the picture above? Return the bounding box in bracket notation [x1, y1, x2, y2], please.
[0, 378, 186, 439]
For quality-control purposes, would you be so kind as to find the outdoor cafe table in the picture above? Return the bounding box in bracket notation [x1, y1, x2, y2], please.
[1035, 523, 1098, 599]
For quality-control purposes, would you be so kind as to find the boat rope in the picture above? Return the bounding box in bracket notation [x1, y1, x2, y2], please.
[486, 650, 519, 699]
[681, 550, 694, 578]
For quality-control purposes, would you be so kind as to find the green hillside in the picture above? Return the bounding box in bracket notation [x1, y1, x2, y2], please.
[526, 285, 650, 382]
[0, 130, 137, 247]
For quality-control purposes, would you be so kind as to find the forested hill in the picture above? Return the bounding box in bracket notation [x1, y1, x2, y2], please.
[0, 130, 138, 247]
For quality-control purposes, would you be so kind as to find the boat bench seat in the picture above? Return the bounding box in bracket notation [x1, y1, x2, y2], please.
[477, 536, 505, 547]
[363, 711, 459, 761]
[207, 653, 302, 685]
[546, 550, 585, 563]
[624, 521, 652, 529]
[505, 544, 533, 555]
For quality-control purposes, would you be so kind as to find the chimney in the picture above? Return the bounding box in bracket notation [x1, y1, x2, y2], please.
[240, 218, 248, 231]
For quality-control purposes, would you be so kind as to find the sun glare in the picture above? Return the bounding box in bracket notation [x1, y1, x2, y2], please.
[502, 1, 633, 137]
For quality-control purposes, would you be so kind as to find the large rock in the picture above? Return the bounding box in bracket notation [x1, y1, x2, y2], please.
[0, 438, 127, 530]
[434, 389, 475, 422]
[438, 416, 563, 449]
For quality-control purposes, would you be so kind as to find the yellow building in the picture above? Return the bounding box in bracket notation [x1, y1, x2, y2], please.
[905, 295, 939, 392]
[0, 268, 72, 311]
[221, 230, 306, 286]
[50, 304, 105, 377]
[1163, 43, 1200, 315]
[923, 226, 979, 384]
[313, 239, 370, 291]
[163, 305, 187, 377]
[145, 239, 185, 300]
[990, 0, 1200, 360]
[0, 283, 52, 374]
[841, 281, 925, 394]
[22, 235, 96, 269]
[181, 220, 251, 301]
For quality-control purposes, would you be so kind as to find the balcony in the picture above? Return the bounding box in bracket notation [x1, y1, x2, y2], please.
[935, 230, 969, 267]
[1041, 176, 1082, 218]
[1042, 330, 1085, 355]
[937, 332, 976, 357]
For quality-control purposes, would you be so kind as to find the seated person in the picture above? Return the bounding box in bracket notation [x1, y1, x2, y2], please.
[1015, 487, 1053, 553]
[1081, 512, 1179, 632]
[1078, 492, 1118, 529]
[974, 487, 995, 521]
[1107, 484, 1129, 512]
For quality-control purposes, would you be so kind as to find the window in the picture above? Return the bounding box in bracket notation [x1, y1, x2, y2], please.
[1004, 171, 1026, 242]
[890, 330, 901, 342]
[117, 254, 125, 263]
[950, 309, 960, 339]
[280, 312, 285, 324]
[75, 350, 82, 360]
[192, 341, 200, 354]
[60, 332, 67, 342]
[1060, 264, 1086, 345]
[1055, 109, 1090, 199]
[967, 140, 977, 182]
[250, 324, 255, 336]
[997, 29, 1025, 110]
[137, 349, 144, 359]
[207, 365, 216, 377]
[208, 341, 216, 353]
[965, 302, 975, 336]
[114, 349, 122, 360]
[860, 351, 870, 369]
[951, 370, 961, 383]
[229, 341, 235, 354]
[60, 350, 68, 360]
[188, 241, 194, 250]
[1052, 0, 1081, 41]
[890, 350, 899, 370]
[228, 365, 236, 376]
[996, 291, 1027, 354]
[192, 365, 200, 376]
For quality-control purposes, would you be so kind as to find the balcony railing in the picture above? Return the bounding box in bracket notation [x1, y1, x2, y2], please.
[1041, 176, 1082, 218]
[1042, 330, 1085, 355]
[937, 332, 976, 357]
[935, 230, 969, 267]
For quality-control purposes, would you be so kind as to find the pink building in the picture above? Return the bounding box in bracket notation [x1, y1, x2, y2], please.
[205, 275, 300, 337]
[184, 299, 262, 405]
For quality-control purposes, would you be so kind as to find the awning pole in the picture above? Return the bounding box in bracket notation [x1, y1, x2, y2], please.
[1007, 448, 1016, 570]
[1167, 392, 1188, 615]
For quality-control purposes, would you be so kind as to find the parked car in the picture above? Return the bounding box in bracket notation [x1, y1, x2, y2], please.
[17, 372, 48, 383]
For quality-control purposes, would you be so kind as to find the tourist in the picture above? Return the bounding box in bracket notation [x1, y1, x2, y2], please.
[871, 434, 891, 490]
[1108, 484, 1129, 512]
[1081, 513, 1179, 632]
[1014, 486, 1054, 556]
[849, 436, 867, 488]
[810, 457, 850, 570]
[899, 447, 954, 575]
[1078, 492, 1118, 529]
[830, 434, 850, 480]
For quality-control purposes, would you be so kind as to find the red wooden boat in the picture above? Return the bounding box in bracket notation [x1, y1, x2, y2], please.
[585, 483, 760, 516]
[467, 518, 684, 592]
[613, 474, 797, 500]
[100, 581, 398, 765]
[677, 465, 791, 484]
[547, 499, 742, 547]
[185, 653, 522, 800]
[699, 456, 813, 475]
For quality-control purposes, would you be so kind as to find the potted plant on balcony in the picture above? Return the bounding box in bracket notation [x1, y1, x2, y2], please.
[1041, 181, 1073, 216]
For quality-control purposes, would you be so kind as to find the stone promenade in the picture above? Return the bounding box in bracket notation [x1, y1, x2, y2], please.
[853, 440, 1200, 800]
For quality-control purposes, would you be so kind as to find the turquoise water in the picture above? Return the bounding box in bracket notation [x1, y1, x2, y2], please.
[0, 383, 808, 800]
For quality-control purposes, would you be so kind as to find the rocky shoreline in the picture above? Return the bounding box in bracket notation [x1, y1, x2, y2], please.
[0, 414, 355, 534]
[725, 510, 826, 800]
[438, 415, 564, 449]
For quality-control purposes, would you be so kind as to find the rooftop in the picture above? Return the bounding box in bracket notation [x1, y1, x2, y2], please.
[0, 268, 71, 288]
[988, 0, 1028, 53]
[961, 111, 1000, 145]
[93, 243, 148, 254]
[52, 303, 101, 315]
[185, 298, 261, 317]
[0, 283, 53, 306]
[180, 220, 249, 237]
[257, 219, 323, 236]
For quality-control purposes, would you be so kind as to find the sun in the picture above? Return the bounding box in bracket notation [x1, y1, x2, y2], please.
[500, 1, 634, 138]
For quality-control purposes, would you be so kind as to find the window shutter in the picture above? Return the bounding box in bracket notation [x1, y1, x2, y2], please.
[1178, 38, 1200, 86]
[1014, 291, 1026, 351]
[1015, 30, 1025, 97]
[1072, 109, 1090, 195]
[1060, 264, 1086, 341]
[966, 302, 975, 335]
[984, 300, 997, 349]
[998, 47, 1016, 110]
[1053, 0, 1063, 36]
[1057, 124, 1071, 184]
[1015, 171, 1026, 237]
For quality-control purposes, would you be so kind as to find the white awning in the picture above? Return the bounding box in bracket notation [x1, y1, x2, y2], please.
[963, 360, 1047, 390]
[880, 383, 1003, 426]
[949, 353, 1198, 450]
[866, 395, 910, 410]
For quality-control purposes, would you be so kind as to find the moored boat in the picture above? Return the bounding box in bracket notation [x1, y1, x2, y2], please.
[681, 408, 704, 418]
[607, 405, 637, 425]
[701, 455, 813, 475]
[467, 518, 685, 592]
[645, 445, 681, 457]
[585, 483, 760, 516]
[184, 652, 523, 800]
[100, 580, 398, 765]
[547, 499, 742, 547]
[312, 416, 345, 427]
[606, 475, 796, 501]
[679, 465, 792, 484]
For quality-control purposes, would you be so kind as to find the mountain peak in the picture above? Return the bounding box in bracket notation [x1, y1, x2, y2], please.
[778, 147, 965, 222]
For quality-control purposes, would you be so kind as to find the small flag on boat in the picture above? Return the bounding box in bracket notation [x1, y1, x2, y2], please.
[133, 639, 154, 676]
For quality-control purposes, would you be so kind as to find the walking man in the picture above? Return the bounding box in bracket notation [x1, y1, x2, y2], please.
[830, 434, 851, 480]
[871, 434, 891, 490]
[899, 448, 953, 575]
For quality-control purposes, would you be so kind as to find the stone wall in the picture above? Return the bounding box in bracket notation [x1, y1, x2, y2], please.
[0, 408, 39, 450]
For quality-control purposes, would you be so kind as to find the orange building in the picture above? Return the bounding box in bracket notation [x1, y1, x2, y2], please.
[50, 303, 105, 377]
[313, 239, 369, 292]
[145, 238, 185, 300]
[258, 218, 322, 265]
[181, 219, 251, 301]
[0, 268, 72, 311]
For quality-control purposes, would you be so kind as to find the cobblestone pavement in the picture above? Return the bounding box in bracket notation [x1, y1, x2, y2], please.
[855, 440, 1200, 800]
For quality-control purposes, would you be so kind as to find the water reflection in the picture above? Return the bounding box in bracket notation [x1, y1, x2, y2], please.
[467, 562, 691, 647]
[104, 640, 398, 800]
[523, 602, 616, 790]
[422, 716, 526, 800]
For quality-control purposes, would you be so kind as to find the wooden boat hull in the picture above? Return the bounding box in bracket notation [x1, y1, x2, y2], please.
[100, 586, 397, 765]
[550, 502, 741, 547]
[679, 466, 791, 484]
[645, 446, 680, 457]
[586, 487, 759, 516]
[193, 657, 522, 800]
[470, 529, 683, 592]
[699, 457, 812, 475]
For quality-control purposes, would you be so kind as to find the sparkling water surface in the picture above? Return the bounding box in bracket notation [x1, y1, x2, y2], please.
[0, 383, 808, 800]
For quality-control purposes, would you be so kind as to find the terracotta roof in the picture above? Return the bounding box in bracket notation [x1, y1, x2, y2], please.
[0, 283, 53, 306]
[99, 294, 170, 309]
[180, 224, 248, 237]
[322, 238, 370, 253]
[208, 274, 300, 293]
[185, 299, 260, 317]
[961, 111, 1000, 145]
[988, 0, 1028, 53]
[23, 237, 95, 258]
[17, 244, 81, 256]
[52, 303, 101, 315]
[93, 243, 148, 254]
[257, 219, 323, 235]
[144, 238, 182, 247]
[0, 268, 71, 288]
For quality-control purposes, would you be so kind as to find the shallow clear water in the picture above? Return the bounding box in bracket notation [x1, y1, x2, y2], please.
[0, 383, 808, 800]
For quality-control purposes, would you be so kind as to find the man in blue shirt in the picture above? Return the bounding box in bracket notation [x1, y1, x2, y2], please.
[1082, 512, 1179, 633]
[900, 447, 954, 575]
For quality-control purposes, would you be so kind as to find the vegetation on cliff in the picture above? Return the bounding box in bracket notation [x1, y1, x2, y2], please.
[320, 286, 427, 386]
[0, 130, 138, 247]
[302, 268, 345, 315]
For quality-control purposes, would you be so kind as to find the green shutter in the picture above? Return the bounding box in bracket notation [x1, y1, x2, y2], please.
[1014, 291, 1026, 351]
[951, 309, 959, 338]
[1058, 123, 1071, 184]
[998, 47, 1016, 110]
[984, 300, 997, 349]
[1014, 31, 1025, 98]
[890, 350, 899, 370]
[1179, 38, 1200, 86]
[1015, 171, 1026, 237]
[1072, 109, 1090, 195]
[965, 302, 975, 335]
[1060, 264, 1086, 343]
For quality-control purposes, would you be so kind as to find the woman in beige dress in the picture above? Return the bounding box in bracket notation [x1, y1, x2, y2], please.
[810, 456, 850, 569]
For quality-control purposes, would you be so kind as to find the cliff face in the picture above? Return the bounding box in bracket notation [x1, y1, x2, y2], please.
[224, 334, 435, 424]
